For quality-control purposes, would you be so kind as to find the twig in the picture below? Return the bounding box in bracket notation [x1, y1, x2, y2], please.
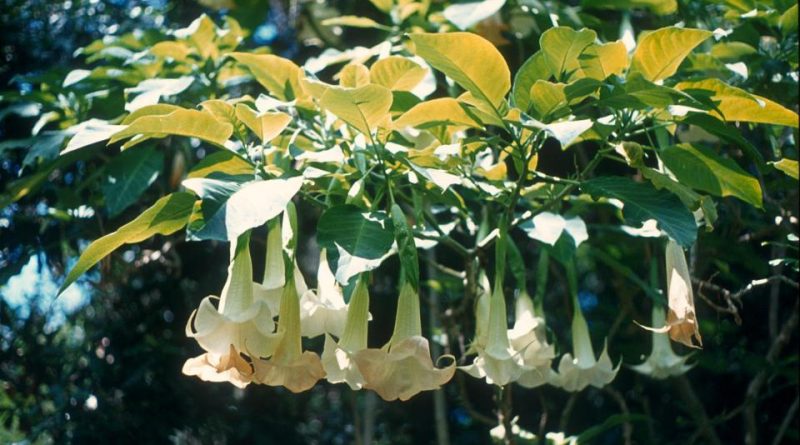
[604, 387, 633, 445]
[454, 372, 495, 426]
[771, 396, 799, 445]
[673, 375, 723, 445]
[743, 300, 799, 445]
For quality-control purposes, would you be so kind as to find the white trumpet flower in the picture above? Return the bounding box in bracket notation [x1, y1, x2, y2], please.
[321, 275, 370, 389]
[553, 302, 619, 392]
[353, 282, 455, 401]
[508, 292, 557, 388]
[631, 305, 694, 379]
[300, 250, 349, 338]
[182, 345, 253, 388]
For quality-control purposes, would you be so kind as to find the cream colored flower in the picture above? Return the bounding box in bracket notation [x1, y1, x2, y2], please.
[251, 219, 289, 315]
[631, 305, 694, 379]
[321, 275, 370, 390]
[461, 282, 526, 386]
[353, 282, 455, 401]
[553, 303, 619, 392]
[662, 239, 703, 348]
[300, 250, 348, 338]
[186, 235, 280, 358]
[508, 292, 557, 388]
[253, 278, 325, 393]
[182, 345, 254, 388]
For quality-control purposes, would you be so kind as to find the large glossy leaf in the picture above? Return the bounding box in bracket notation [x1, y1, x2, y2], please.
[659, 144, 763, 207]
[539, 27, 596, 81]
[124, 77, 193, 112]
[62, 120, 126, 154]
[58, 192, 196, 294]
[184, 177, 303, 241]
[101, 146, 164, 217]
[409, 32, 510, 110]
[529, 80, 568, 120]
[229, 52, 307, 101]
[676, 79, 799, 128]
[600, 74, 691, 110]
[317, 205, 395, 285]
[369, 56, 427, 92]
[109, 108, 233, 147]
[630, 27, 712, 82]
[583, 176, 697, 247]
[187, 150, 255, 181]
[641, 167, 718, 228]
[581, 0, 677, 15]
[318, 84, 393, 137]
[679, 113, 763, 166]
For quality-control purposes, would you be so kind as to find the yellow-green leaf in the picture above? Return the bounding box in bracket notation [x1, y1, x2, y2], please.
[581, 0, 677, 16]
[659, 143, 763, 207]
[539, 27, 596, 81]
[676, 78, 799, 128]
[630, 27, 712, 82]
[369, 56, 427, 91]
[579, 41, 629, 80]
[393, 97, 482, 130]
[230, 52, 307, 101]
[529, 80, 568, 120]
[58, 192, 196, 294]
[235, 104, 292, 142]
[409, 32, 510, 110]
[772, 158, 799, 180]
[338, 63, 371, 88]
[321, 15, 391, 30]
[122, 104, 182, 125]
[512, 51, 550, 112]
[110, 109, 233, 147]
[319, 84, 393, 136]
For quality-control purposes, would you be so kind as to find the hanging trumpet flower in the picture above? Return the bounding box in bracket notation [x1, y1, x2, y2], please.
[553, 262, 619, 392]
[252, 218, 287, 315]
[253, 204, 325, 393]
[461, 223, 526, 386]
[321, 274, 371, 390]
[299, 250, 349, 338]
[183, 233, 279, 387]
[631, 305, 694, 379]
[351, 205, 455, 401]
[659, 239, 703, 348]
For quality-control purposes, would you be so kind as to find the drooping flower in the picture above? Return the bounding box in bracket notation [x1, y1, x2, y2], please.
[553, 300, 619, 392]
[321, 274, 370, 389]
[252, 219, 288, 315]
[299, 250, 349, 338]
[185, 233, 280, 360]
[508, 292, 557, 388]
[353, 282, 455, 401]
[253, 276, 326, 393]
[461, 280, 526, 386]
[661, 239, 703, 348]
[631, 305, 694, 379]
[181, 345, 254, 388]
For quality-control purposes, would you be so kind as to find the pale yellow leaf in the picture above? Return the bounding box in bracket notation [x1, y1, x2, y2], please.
[393, 98, 482, 130]
[230, 52, 308, 101]
[110, 108, 233, 147]
[235, 104, 292, 142]
[579, 41, 629, 80]
[319, 84, 393, 136]
[338, 63, 371, 88]
[539, 27, 596, 81]
[369, 56, 427, 91]
[630, 27, 712, 82]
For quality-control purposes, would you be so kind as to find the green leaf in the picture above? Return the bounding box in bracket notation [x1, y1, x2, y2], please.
[109, 108, 234, 147]
[779, 4, 798, 36]
[321, 15, 391, 30]
[583, 176, 697, 247]
[409, 32, 510, 110]
[318, 84, 393, 137]
[183, 177, 303, 241]
[59, 192, 196, 294]
[659, 144, 762, 207]
[317, 205, 395, 285]
[676, 78, 799, 128]
[630, 27, 712, 82]
[600, 74, 692, 110]
[512, 51, 550, 112]
[529, 80, 568, 120]
[391, 204, 420, 289]
[771, 158, 799, 180]
[539, 27, 596, 81]
[101, 146, 164, 217]
[641, 167, 718, 228]
[679, 113, 764, 167]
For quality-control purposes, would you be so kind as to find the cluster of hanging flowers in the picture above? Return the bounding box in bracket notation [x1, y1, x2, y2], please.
[183, 206, 696, 397]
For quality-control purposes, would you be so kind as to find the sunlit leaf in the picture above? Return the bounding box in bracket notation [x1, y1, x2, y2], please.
[393, 98, 481, 130]
[110, 108, 234, 147]
[369, 56, 427, 92]
[539, 27, 596, 81]
[579, 41, 629, 80]
[235, 104, 292, 142]
[630, 27, 712, 82]
[338, 63, 371, 88]
[230, 52, 308, 101]
[771, 158, 799, 180]
[318, 84, 393, 137]
[442, 0, 506, 30]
